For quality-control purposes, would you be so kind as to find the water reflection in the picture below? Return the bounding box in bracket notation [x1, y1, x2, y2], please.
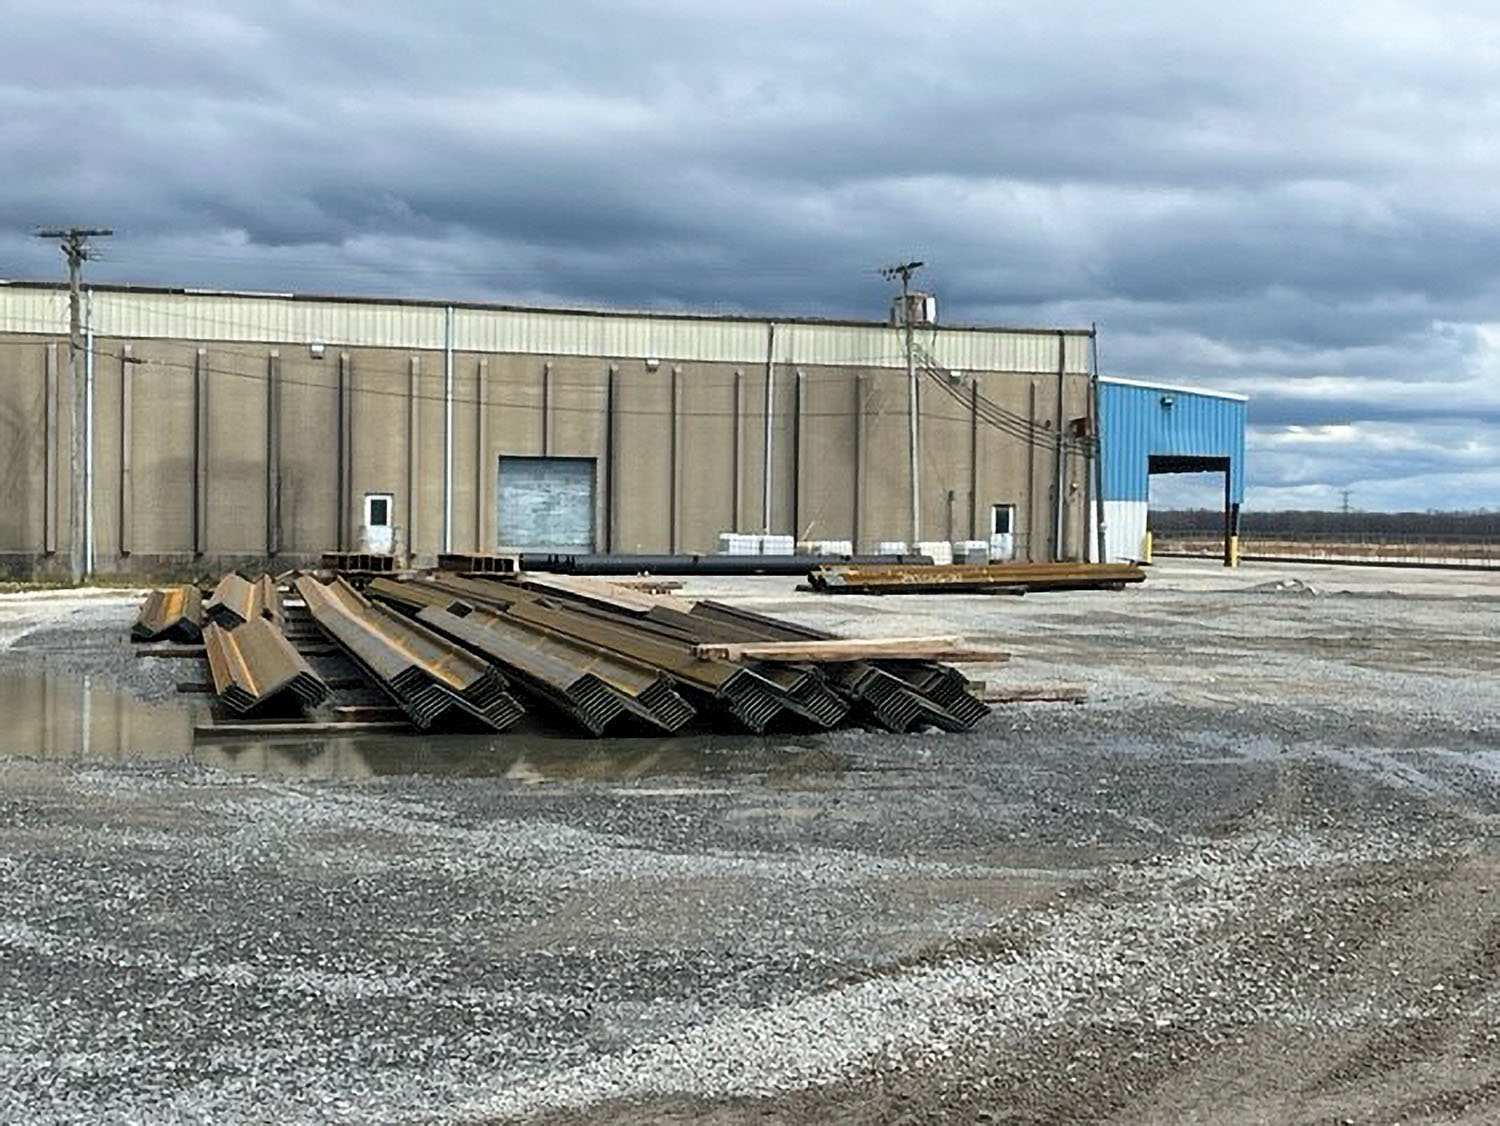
[0, 672, 849, 783]
[0, 670, 199, 762]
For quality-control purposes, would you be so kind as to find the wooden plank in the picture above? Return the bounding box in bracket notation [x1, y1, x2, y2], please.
[980, 683, 1088, 704]
[608, 578, 684, 593]
[693, 636, 1010, 663]
[517, 572, 698, 615]
[194, 719, 410, 739]
[136, 645, 207, 659]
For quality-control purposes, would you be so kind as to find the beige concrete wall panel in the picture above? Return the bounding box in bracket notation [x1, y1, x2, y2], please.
[411, 355, 444, 560]
[345, 349, 411, 548]
[487, 355, 545, 461]
[674, 364, 737, 552]
[856, 370, 912, 546]
[917, 381, 973, 542]
[612, 366, 673, 552]
[0, 341, 48, 552]
[771, 368, 797, 535]
[129, 343, 200, 553]
[449, 360, 479, 553]
[89, 336, 123, 562]
[277, 350, 340, 554]
[794, 367, 858, 543]
[200, 347, 271, 553]
[737, 370, 765, 536]
[541, 356, 606, 457]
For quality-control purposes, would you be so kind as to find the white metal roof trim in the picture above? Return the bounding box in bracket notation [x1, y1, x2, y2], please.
[1, 289, 1090, 373]
[1100, 374, 1248, 402]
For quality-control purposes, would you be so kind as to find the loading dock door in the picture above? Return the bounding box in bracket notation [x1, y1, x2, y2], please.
[498, 456, 596, 551]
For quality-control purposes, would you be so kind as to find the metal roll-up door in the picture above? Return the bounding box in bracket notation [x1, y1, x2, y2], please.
[498, 456, 596, 551]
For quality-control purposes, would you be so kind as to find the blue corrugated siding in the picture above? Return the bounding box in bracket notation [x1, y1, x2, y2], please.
[1101, 381, 1246, 503]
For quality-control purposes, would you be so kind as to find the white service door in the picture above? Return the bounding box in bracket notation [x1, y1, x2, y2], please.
[990, 503, 1015, 561]
[364, 493, 395, 554]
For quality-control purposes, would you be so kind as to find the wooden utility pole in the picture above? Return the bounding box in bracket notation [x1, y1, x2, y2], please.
[36, 226, 112, 582]
[881, 260, 924, 545]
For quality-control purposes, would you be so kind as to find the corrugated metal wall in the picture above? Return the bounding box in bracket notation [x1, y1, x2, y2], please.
[1, 284, 1091, 374]
[1100, 379, 1246, 503]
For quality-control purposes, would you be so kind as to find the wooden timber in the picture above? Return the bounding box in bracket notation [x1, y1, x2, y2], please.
[693, 636, 1010, 663]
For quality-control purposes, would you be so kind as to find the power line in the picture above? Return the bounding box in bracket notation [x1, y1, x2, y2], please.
[63, 337, 1079, 453]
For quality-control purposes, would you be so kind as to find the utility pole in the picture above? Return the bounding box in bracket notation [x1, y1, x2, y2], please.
[36, 227, 112, 583]
[881, 260, 923, 545]
[1340, 488, 1352, 515]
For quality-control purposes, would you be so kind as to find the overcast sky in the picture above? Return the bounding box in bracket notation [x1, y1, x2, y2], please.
[3, 0, 1498, 512]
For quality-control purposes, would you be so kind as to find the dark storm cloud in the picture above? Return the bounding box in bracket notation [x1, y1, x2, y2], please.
[5, 0, 1500, 508]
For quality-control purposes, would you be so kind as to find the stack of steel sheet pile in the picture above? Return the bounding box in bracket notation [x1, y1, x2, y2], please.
[366, 577, 693, 736]
[364, 573, 990, 735]
[204, 572, 284, 630]
[294, 574, 523, 731]
[201, 573, 329, 716]
[203, 618, 329, 716]
[140, 568, 994, 738]
[368, 574, 788, 733]
[680, 600, 988, 732]
[131, 585, 204, 642]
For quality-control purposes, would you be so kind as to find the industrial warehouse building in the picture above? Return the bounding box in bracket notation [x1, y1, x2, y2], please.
[0, 281, 1242, 577]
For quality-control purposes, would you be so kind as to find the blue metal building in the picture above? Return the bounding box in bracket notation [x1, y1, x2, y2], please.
[1095, 376, 1247, 563]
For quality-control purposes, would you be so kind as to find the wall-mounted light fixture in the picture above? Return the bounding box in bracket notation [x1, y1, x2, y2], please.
[309, 341, 326, 359]
[1160, 394, 1174, 408]
[645, 356, 660, 371]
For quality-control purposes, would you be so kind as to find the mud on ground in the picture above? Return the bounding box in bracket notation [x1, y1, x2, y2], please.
[0, 560, 1497, 1124]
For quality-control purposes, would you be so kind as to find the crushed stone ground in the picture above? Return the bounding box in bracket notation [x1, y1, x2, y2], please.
[0, 559, 1497, 1124]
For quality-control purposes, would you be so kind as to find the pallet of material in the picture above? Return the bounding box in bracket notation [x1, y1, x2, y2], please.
[808, 561, 1147, 594]
[693, 635, 1010, 664]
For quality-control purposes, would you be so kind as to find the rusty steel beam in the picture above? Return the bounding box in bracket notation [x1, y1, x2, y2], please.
[367, 577, 694, 732]
[295, 574, 522, 731]
[809, 560, 1146, 594]
[203, 619, 329, 715]
[413, 605, 664, 735]
[403, 575, 789, 733]
[131, 586, 204, 643]
[687, 600, 988, 733]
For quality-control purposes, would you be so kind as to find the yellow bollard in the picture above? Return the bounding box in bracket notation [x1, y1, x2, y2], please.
[1226, 534, 1240, 568]
[1141, 529, 1153, 565]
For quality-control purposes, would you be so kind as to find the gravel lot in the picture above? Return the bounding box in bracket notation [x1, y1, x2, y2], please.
[0, 559, 1498, 1124]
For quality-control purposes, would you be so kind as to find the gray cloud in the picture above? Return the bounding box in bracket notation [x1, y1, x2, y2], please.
[4, 0, 1500, 509]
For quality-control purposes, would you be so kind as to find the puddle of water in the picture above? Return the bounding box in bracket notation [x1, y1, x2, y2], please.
[0, 670, 201, 763]
[0, 672, 850, 784]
